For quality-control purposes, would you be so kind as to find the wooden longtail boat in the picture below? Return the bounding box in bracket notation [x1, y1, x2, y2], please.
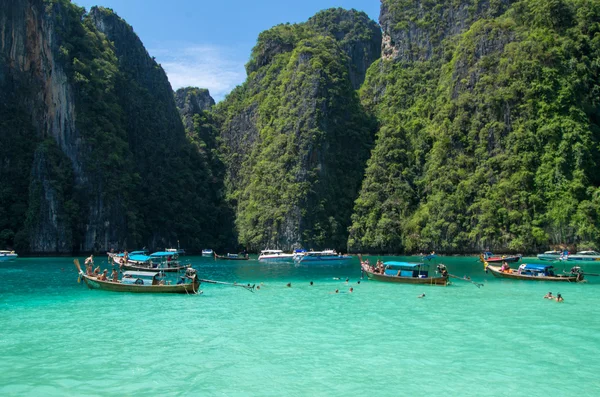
[358, 254, 449, 286]
[485, 263, 584, 282]
[480, 252, 522, 263]
[74, 260, 200, 294]
[214, 252, 249, 261]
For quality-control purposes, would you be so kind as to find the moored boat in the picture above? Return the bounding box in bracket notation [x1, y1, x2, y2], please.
[214, 252, 249, 261]
[485, 263, 584, 282]
[0, 250, 18, 262]
[563, 250, 600, 262]
[258, 249, 294, 262]
[74, 260, 200, 294]
[480, 251, 522, 263]
[109, 250, 190, 272]
[294, 249, 352, 264]
[202, 249, 214, 257]
[359, 254, 448, 285]
[537, 250, 566, 261]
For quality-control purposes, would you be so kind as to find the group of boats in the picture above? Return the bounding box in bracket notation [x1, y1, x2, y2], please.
[536, 250, 600, 261]
[211, 249, 353, 264]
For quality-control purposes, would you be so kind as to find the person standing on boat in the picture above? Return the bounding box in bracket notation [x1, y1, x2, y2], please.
[111, 269, 119, 283]
[85, 254, 94, 274]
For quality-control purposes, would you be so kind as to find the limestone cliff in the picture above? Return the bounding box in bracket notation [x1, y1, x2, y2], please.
[217, 8, 379, 251]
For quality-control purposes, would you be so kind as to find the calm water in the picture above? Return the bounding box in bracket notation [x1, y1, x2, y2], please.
[1, 255, 599, 396]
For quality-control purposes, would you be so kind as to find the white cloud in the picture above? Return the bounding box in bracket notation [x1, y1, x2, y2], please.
[150, 44, 248, 102]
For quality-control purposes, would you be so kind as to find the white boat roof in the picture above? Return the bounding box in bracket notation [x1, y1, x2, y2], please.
[575, 251, 599, 255]
[0, 250, 16, 254]
[261, 250, 284, 254]
[123, 271, 158, 277]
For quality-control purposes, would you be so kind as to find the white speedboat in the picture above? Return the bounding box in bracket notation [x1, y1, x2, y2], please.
[563, 250, 600, 262]
[536, 250, 565, 261]
[202, 249, 214, 257]
[0, 250, 18, 262]
[295, 249, 352, 264]
[258, 249, 294, 262]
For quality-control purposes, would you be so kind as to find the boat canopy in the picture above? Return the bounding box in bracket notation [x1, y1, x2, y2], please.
[129, 254, 151, 261]
[261, 250, 283, 254]
[150, 252, 176, 257]
[122, 271, 159, 278]
[384, 261, 425, 268]
[576, 251, 599, 255]
[523, 264, 553, 271]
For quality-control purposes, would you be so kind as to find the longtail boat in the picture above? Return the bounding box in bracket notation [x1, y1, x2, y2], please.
[109, 251, 191, 272]
[358, 254, 449, 286]
[485, 263, 584, 282]
[214, 252, 249, 261]
[74, 260, 200, 294]
[480, 251, 521, 263]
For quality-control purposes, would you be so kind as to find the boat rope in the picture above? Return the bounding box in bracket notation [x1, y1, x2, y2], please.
[448, 274, 483, 288]
[199, 279, 255, 292]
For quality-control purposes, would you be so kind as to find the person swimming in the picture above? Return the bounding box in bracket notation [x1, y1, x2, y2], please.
[349, 287, 354, 293]
[555, 293, 564, 302]
[286, 282, 291, 288]
[544, 292, 553, 299]
[418, 293, 425, 298]
[310, 281, 314, 286]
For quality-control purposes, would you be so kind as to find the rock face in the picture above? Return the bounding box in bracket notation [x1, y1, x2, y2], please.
[218, 8, 379, 251]
[379, 0, 515, 62]
[0, 1, 231, 253]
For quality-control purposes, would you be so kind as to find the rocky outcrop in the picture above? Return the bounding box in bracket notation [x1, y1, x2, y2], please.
[308, 8, 381, 89]
[380, 0, 515, 62]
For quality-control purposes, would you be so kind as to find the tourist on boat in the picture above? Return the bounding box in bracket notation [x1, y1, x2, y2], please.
[518, 263, 526, 274]
[93, 266, 101, 275]
[555, 293, 564, 302]
[98, 269, 108, 281]
[85, 254, 94, 266]
[544, 292, 553, 299]
[500, 261, 511, 272]
[111, 269, 119, 283]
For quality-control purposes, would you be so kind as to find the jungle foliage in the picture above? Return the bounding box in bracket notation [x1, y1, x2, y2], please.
[349, 0, 600, 253]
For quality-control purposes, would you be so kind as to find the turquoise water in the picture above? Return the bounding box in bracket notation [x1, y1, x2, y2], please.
[1, 255, 600, 396]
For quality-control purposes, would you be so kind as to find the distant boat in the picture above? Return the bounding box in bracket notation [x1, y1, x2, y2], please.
[214, 252, 249, 261]
[537, 250, 566, 261]
[359, 254, 448, 285]
[563, 250, 600, 262]
[258, 249, 294, 262]
[202, 249, 214, 256]
[294, 249, 352, 264]
[480, 251, 521, 263]
[485, 263, 584, 282]
[166, 247, 186, 255]
[0, 250, 18, 262]
[74, 260, 200, 294]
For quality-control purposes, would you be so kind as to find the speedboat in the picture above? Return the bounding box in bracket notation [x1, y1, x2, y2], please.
[258, 249, 294, 262]
[294, 249, 352, 264]
[202, 249, 214, 256]
[563, 250, 600, 261]
[536, 250, 566, 261]
[480, 251, 521, 263]
[0, 250, 18, 262]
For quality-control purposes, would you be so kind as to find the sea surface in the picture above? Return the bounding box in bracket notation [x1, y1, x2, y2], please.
[1, 255, 599, 396]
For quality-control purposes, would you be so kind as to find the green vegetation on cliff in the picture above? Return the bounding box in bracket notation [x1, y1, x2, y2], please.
[350, 0, 600, 253]
[217, 9, 379, 250]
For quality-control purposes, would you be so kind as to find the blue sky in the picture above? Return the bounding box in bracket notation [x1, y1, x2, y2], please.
[74, 0, 381, 101]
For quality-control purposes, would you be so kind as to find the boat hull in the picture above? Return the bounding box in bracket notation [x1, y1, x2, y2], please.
[362, 265, 448, 286]
[565, 256, 600, 262]
[482, 255, 521, 263]
[486, 265, 580, 282]
[214, 254, 249, 261]
[0, 254, 18, 262]
[258, 256, 294, 262]
[537, 254, 561, 261]
[81, 275, 200, 294]
[120, 262, 190, 273]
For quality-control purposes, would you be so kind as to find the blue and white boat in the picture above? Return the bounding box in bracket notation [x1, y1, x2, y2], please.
[294, 249, 352, 264]
[562, 250, 600, 262]
[202, 249, 214, 257]
[258, 249, 294, 262]
[0, 250, 18, 262]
